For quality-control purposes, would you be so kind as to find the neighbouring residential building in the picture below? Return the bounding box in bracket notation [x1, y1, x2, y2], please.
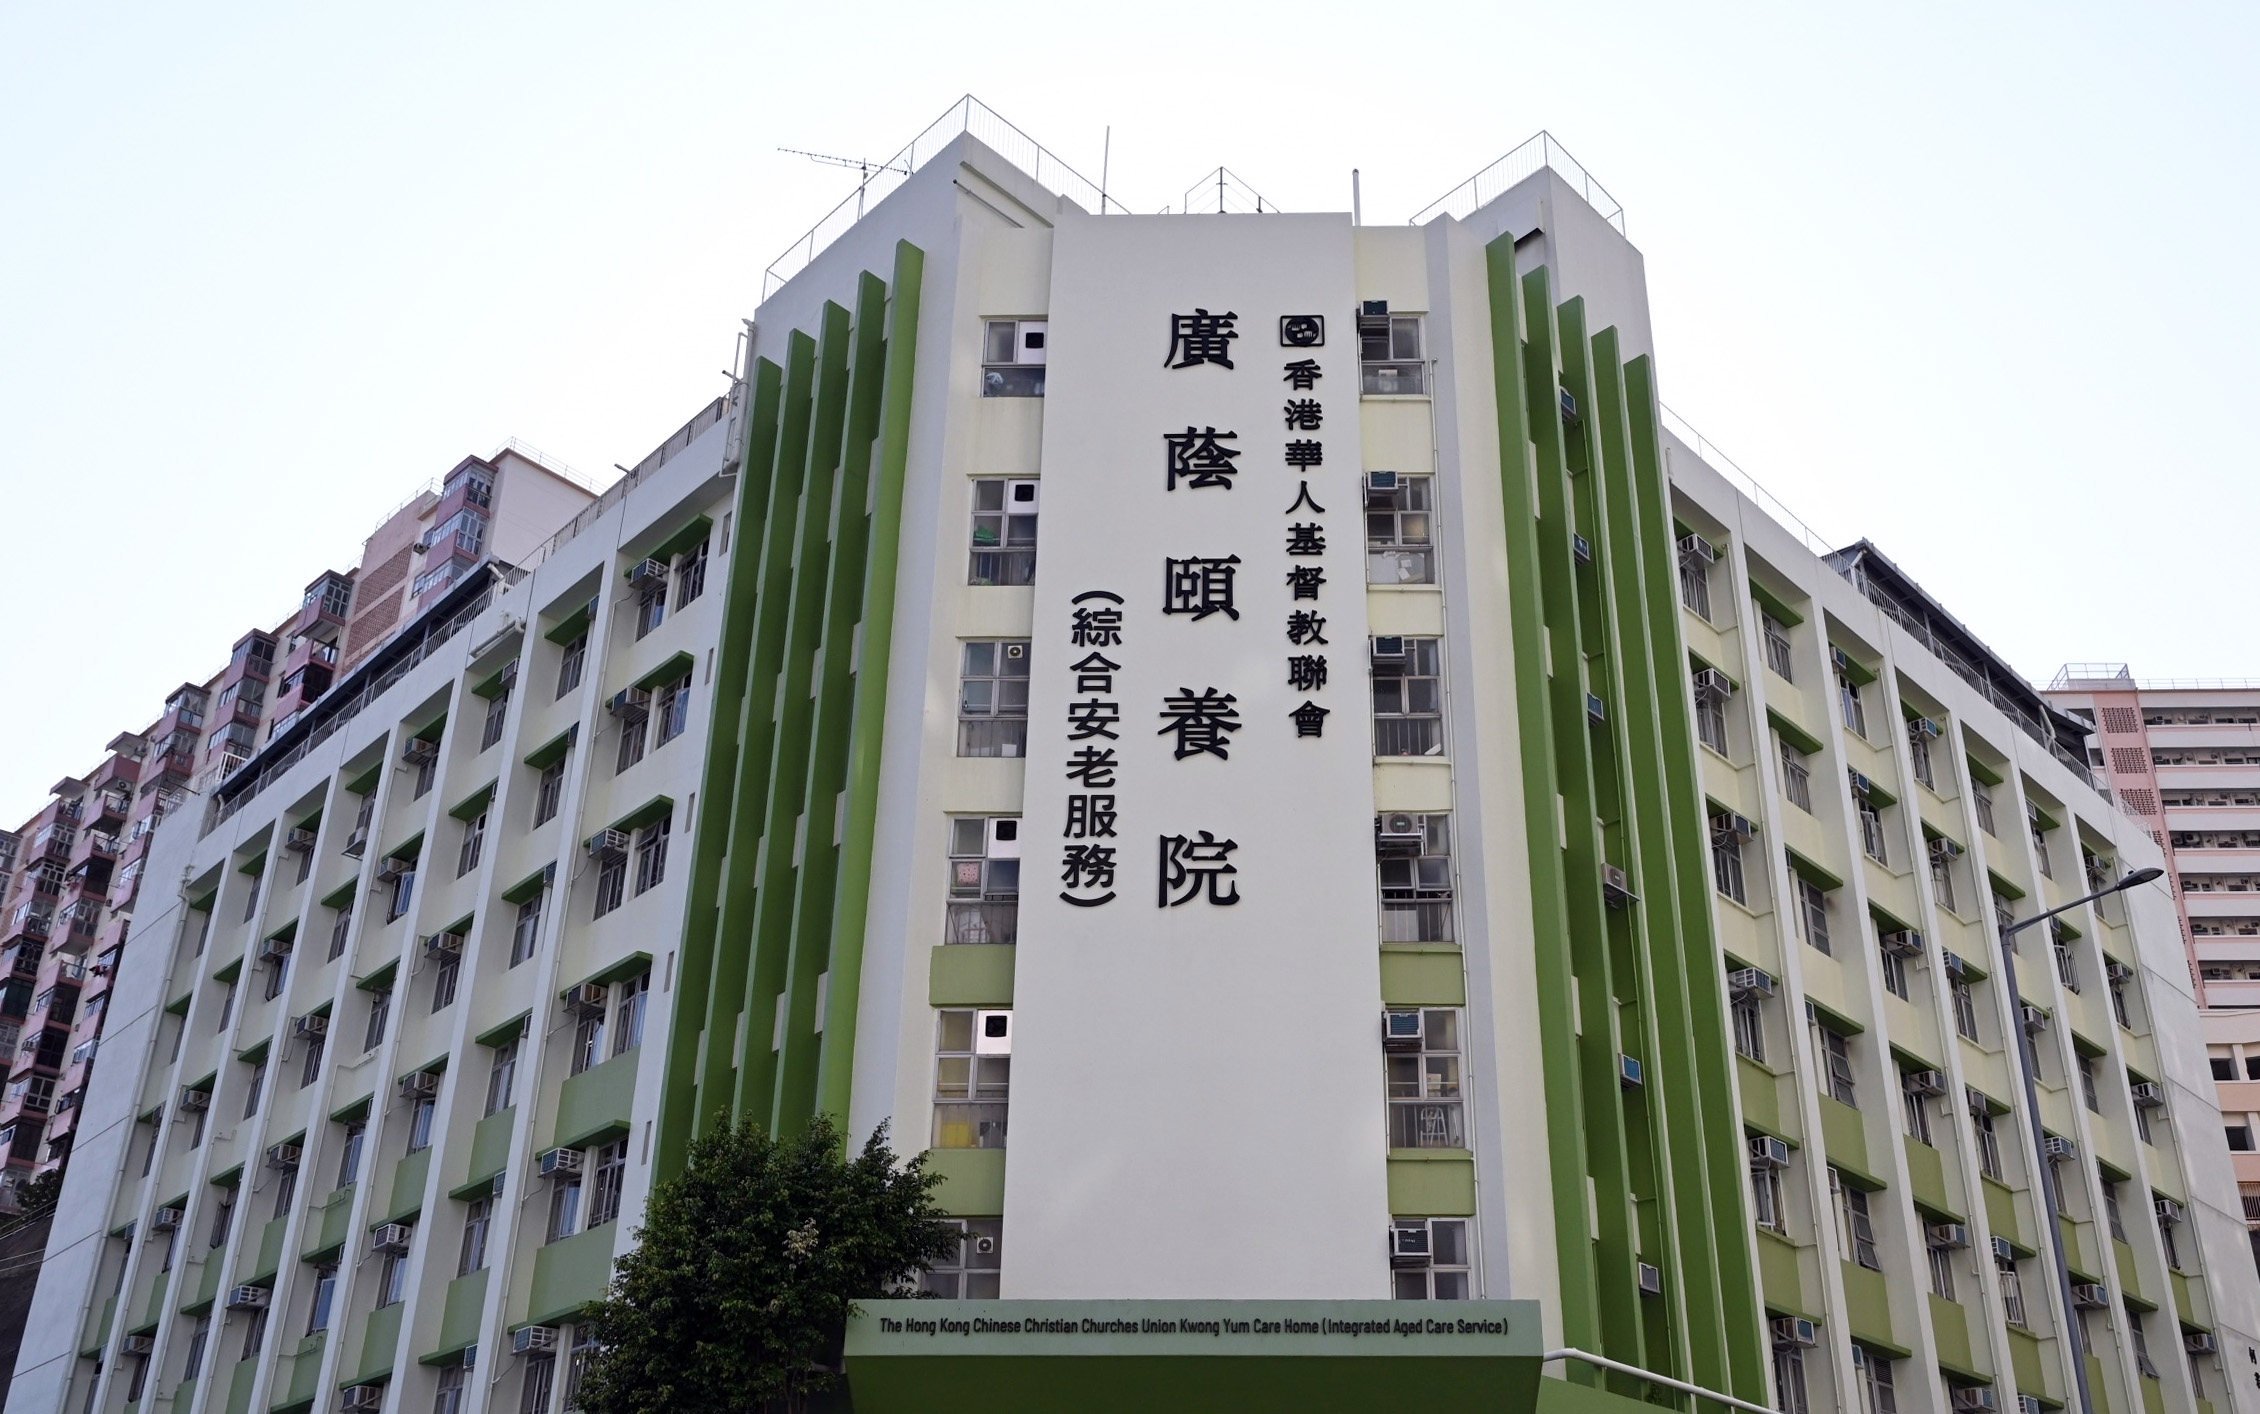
[2046, 666, 2260, 1274]
[13, 102, 2257, 1414]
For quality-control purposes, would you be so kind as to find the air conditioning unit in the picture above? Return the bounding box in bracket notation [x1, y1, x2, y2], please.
[1950, 1390, 1999, 1413]
[1880, 929, 1924, 958]
[584, 829, 630, 861]
[627, 557, 669, 588]
[341, 827, 368, 859]
[984, 818, 1021, 860]
[285, 827, 317, 852]
[1600, 864, 1636, 908]
[1677, 533, 1718, 566]
[2042, 1135, 2077, 1161]
[1748, 1135, 1790, 1169]
[1991, 1236, 2017, 1262]
[2019, 1004, 2048, 1034]
[562, 983, 609, 1014]
[498, 659, 519, 689]
[397, 1071, 439, 1102]
[511, 1324, 559, 1354]
[1691, 668, 1735, 702]
[1618, 1054, 1643, 1089]
[2069, 1281, 2109, 1309]
[1370, 635, 1407, 665]
[1363, 470, 1401, 502]
[1943, 951, 1969, 979]
[402, 739, 438, 766]
[1382, 1010, 1424, 1052]
[1585, 693, 1607, 725]
[225, 1284, 270, 1310]
[2105, 961, 2135, 984]
[120, 1334, 155, 1356]
[1928, 837, 1964, 861]
[421, 931, 462, 961]
[1728, 968, 1775, 1000]
[1358, 299, 1390, 324]
[1375, 813, 1425, 855]
[1911, 717, 1943, 739]
[536, 1148, 582, 1179]
[2187, 1330, 2219, 1355]
[1926, 1222, 1971, 1250]
[973, 1010, 1013, 1057]
[1770, 1316, 1818, 1349]
[606, 688, 649, 721]
[1905, 1069, 1947, 1097]
[1389, 1224, 1431, 1267]
[152, 1205, 183, 1231]
[266, 1142, 301, 1170]
[369, 1222, 413, 1254]
[294, 1013, 329, 1041]
[375, 857, 409, 883]
[340, 1385, 383, 1412]
[2155, 1197, 2185, 1224]
[1848, 770, 1875, 798]
[178, 1086, 209, 1112]
[1965, 1086, 1992, 1116]
[1635, 1261, 1661, 1295]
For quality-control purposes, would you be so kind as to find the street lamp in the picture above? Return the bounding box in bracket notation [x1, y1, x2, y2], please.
[1996, 866, 2163, 1414]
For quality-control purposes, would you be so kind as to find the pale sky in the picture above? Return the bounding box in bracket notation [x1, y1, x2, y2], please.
[4, 2, 2255, 813]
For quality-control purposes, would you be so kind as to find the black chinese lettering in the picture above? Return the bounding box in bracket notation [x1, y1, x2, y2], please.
[1161, 555, 1241, 622]
[1064, 745, 1118, 788]
[1285, 522, 1326, 556]
[1060, 844, 1118, 907]
[1165, 309, 1239, 370]
[1286, 564, 1326, 601]
[1164, 426, 1242, 491]
[1287, 655, 1329, 692]
[1157, 831, 1241, 907]
[1066, 699, 1121, 741]
[1282, 399, 1323, 431]
[1069, 590, 1125, 647]
[1284, 481, 1326, 516]
[1278, 315, 1325, 348]
[1289, 701, 1330, 738]
[1069, 652, 1121, 695]
[1283, 439, 1324, 469]
[1157, 688, 1242, 762]
[1282, 358, 1323, 390]
[1064, 793, 1119, 839]
[1286, 610, 1329, 646]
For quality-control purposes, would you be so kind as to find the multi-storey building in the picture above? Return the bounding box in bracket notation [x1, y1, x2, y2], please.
[15, 104, 2257, 1414]
[2046, 668, 2260, 1272]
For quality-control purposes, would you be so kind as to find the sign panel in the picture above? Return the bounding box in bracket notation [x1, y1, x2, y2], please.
[1004, 211, 1386, 1297]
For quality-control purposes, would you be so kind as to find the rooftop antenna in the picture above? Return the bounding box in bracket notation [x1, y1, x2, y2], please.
[779, 147, 913, 220]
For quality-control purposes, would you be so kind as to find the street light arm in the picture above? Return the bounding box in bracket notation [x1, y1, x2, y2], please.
[1997, 870, 2163, 940]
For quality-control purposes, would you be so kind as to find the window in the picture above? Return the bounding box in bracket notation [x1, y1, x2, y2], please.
[1928, 842, 1959, 913]
[480, 680, 511, 751]
[1837, 671, 1867, 739]
[243, 879, 261, 922]
[616, 698, 649, 773]
[611, 972, 648, 1056]
[2111, 971, 2133, 1030]
[1372, 637, 1444, 757]
[458, 810, 486, 877]
[262, 948, 288, 1001]
[181, 1317, 210, 1383]
[2054, 931, 2080, 992]
[511, 894, 543, 967]
[407, 1088, 437, 1151]
[520, 1351, 556, 1414]
[593, 844, 627, 919]
[654, 674, 691, 747]
[413, 748, 438, 800]
[1816, 1024, 1856, 1107]
[1750, 1151, 1787, 1235]
[921, 1218, 1003, 1298]
[459, 1196, 491, 1275]
[1856, 796, 1888, 865]
[1694, 682, 1730, 755]
[2212, 1054, 2236, 1082]
[2030, 809, 2053, 878]
[565, 1326, 598, 1412]
[1851, 1343, 1897, 1414]
[1972, 1106, 2004, 1181]
[209, 1186, 235, 1249]
[1780, 741, 1813, 812]
[294, 836, 314, 884]
[217, 982, 236, 1031]
[535, 759, 566, 826]
[328, 900, 352, 961]
[571, 996, 607, 1077]
[945, 817, 1020, 945]
[1762, 615, 1794, 681]
[587, 1139, 627, 1228]
[1377, 814, 1455, 944]
[243, 1059, 267, 1118]
[1951, 978, 1981, 1043]
[632, 814, 670, 896]
[933, 1009, 1010, 1149]
[1388, 1217, 1470, 1299]
[634, 580, 667, 639]
[1385, 1008, 1464, 1149]
[486, 1040, 517, 1116]
[1732, 990, 1766, 1064]
[2159, 1202, 2183, 1271]
[1793, 875, 1831, 955]
[378, 1248, 408, 1307]
[1773, 1345, 1810, 1414]
[1679, 552, 1712, 621]
[1901, 1071, 1934, 1145]
[1996, 1252, 2027, 1327]
[1926, 1240, 1955, 1301]
[300, 1023, 326, 1088]
[2103, 1178, 2126, 1241]
[2228, 1124, 2254, 1153]
[364, 987, 391, 1052]
[556, 633, 587, 699]
[981, 319, 1046, 397]
[435, 1364, 466, 1414]
[307, 1261, 339, 1333]
[1359, 313, 1426, 395]
[2079, 1054, 2100, 1112]
[240, 1302, 269, 1360]
[337, 1121, 366, 1190]
[1833, 1171, 1880, 1268]
[2133, 1086, 2154, 1144]
[1711, 818, 1748, 905]
[386, 859, 417, 922]
[957, 641, 1031, 757]
[547, 1162, 583, 1243]
[1366, 475, 1436, 585]
[675, 539, 709, 607]
[1878, 929, 1910, 1001]
[968, 479, 1039, 584]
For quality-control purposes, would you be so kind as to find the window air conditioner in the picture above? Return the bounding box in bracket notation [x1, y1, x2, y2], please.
[1848, 770, 1875, 797]
[2019, 1004, 2048, 1034]
[1748, 1135, 1790, 1169]
[397, 1071, 439, 1102]
[369, 1222, 413, 1255]
[403, 739, 438, 766]
[1728, 968, 1775, 1000]
[285, 827, 318, 852]
[1965, 1087, 1991, 1116]
[1363, 470, 1401, 502]
[1831, 648, 1856, 674]
[498, 659, 518, 689]
[375, 857, 409, 883]
[1677, 533, 1718, 567]
[2041, 1135, 2077, 1161]
[562, 983, 609, 1014]
[266, 1142, 302, 1170]
[1710, 812, 1758, 843]
[178, 1087, 210, 1112]
[1618, 1054, 1643, 1089]
[294, 1013, 328, 1041]
[627, 558, 669, 588]
[2105, 961, 2135, 984]
[536, 1148, 582, 1179]
[226, 1284, 271, 1310]
[421, 931, 462, 961]
[1928, 837, 1964, 861]
[1374, 813, 1425, 855]
[1905, 1069, 1947, 1097]
[1990, 1236, 2016, 1262]
[584, 829, 630, 861]
[1942, 951, 1969, 980]
[1382, 1010, 1424, 1052]
[1692, 668, 1735, 701]
[974, 1010, 1013, 1057]
[1926, 1222, 1971, 1250]
[341, 826, 368, 859]
[511, 1324, 559, 1354]
[1950, 1391, 1999, 1413]
[121, 1334, 155, 1356]
[606, 689, 649, 721]
[1911, 717, 1943, 739]
[1358, 299, 1390, 324]
[1370, 635, 1407, 665]
[1770, 1316, 1818, 1349]
[1389, 1224, 1431, 1267]
[2187, 1331, 2219, 1355]
[1880, 929, 1924, 958]
[2155, 1197, 2184, 1224]
[152, 1205, 183, 1231]
[2069, 1282, 2109, 1309]
[1635, 1261, 1661, 1295]
[1600, 864, 1636, 908]
[340, 1385, 383, 1412]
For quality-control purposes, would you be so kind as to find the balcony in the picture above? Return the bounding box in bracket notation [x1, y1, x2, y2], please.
[3, 948, 41, 984]
[2, 910, 51, 948]
[85, 790, 130, 829]
[944, 900, 1019, 947]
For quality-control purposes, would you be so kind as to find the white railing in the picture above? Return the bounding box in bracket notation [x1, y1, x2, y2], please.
[1407, 130, 1625, 233]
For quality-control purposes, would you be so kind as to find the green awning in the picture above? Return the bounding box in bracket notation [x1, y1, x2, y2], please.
[330, 1094, 372, 1124]
[523, 726, 578, 770]
[1829, 645, 1879, 686]
[237, 851, 267, 878]
[501, 867, 554, 905]
[544, 597, 597, 645]
[645, 514, 713, 566]
[187, 886, 218, 916]
[1749, 578, 1805, 627]
[1888, 1042, 1941, 1073]
[265, 919, 298, 944]
[611, 795, 675, 834]
[569, 951, 653, 995]
[635, 651, 696, 692]
[476, 1011, 531, 1049]
[403, 1054, 450, 1080]
[319, 881, 357, 911]
[1768, 709, 1824, 757]
[356, 959, 399, 993]
[1806, 998, 1864, 1036]
[344, 760, 384, 797]
[1785, 848, 1843, 892]
[470, 660, 519, 700]
[448, 783, 497, 821]
[1989, 869, 2027, 902]
[1867, 901, 1916, 934]
[412, 713, 448, 744]
[165, 993, 192, 1017]
[1966, 756, 2004, 787]
[237, 1040, 270, 1065]
[210, 956, 243, 986]
[210, 1163, 245, 1190]
[384, 832, 424, 863]
[2030, 804, 2063, 833]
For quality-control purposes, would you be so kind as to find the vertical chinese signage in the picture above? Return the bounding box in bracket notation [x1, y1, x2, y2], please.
[1006, 212, 1389, 1299]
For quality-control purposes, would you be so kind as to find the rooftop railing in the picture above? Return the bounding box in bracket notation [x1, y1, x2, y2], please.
[1407, 130, 1625, 233]
[2049, 665, 2260, 694]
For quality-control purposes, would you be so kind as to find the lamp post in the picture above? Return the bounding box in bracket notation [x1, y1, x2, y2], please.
[1995, 865, 2163, 1414]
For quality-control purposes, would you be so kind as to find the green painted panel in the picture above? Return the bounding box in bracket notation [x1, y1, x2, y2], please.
[430, 1270, 488, 1361]
[185, 1250, 225, 1313]
[1736, 1056, 1782, 1135]
[455, 1107, 513, 1196]
[2061, 1216, 2097, 1280]
[225, 1357, 259, 1414]
[1929, 1294, 1980, 1378]
[2114, 1239, 2144, 1303]
[1386, 1151, 1476, 1215]
[1818, 1096, 1870, 1177]
[80, 1294, 115, 1357]
[2173, 1269, 2195, 1325]
[136, 1271, 170, 1329]
[527, 1226, 618, 1326]
[2143, 1376, 2168, 1414]
[1378, 948, 1467, 1006]
[248, 1214, 287, 1282]
[276, 1331, 326, 1409]
[1904, 1137, 1957, 1217]
[554, 1052, 637, 1149]
[348, 1300, 402, 1385]
[928, 944, 1015, 1008]
[1838, 1261, 1898, 1351]
[2086, 1355, 2113, 1414]
[2006, 1327, 2048, 1398]
[923, 1147, 1006, 1216]
[1982, 1179, 2022, 1249]
[1753, 1232, 1811, 1318]
[384, 1147, 430, 1223]
[301, 1185, 355, 1261]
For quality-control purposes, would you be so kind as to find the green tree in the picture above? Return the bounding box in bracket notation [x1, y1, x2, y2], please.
[577, 1115, 958, 1414]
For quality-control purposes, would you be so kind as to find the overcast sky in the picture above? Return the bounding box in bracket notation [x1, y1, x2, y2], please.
[3, 2, 2254, 813]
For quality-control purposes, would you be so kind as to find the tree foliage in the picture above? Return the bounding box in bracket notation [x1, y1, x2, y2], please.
[577, 1115, 958, 1413]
